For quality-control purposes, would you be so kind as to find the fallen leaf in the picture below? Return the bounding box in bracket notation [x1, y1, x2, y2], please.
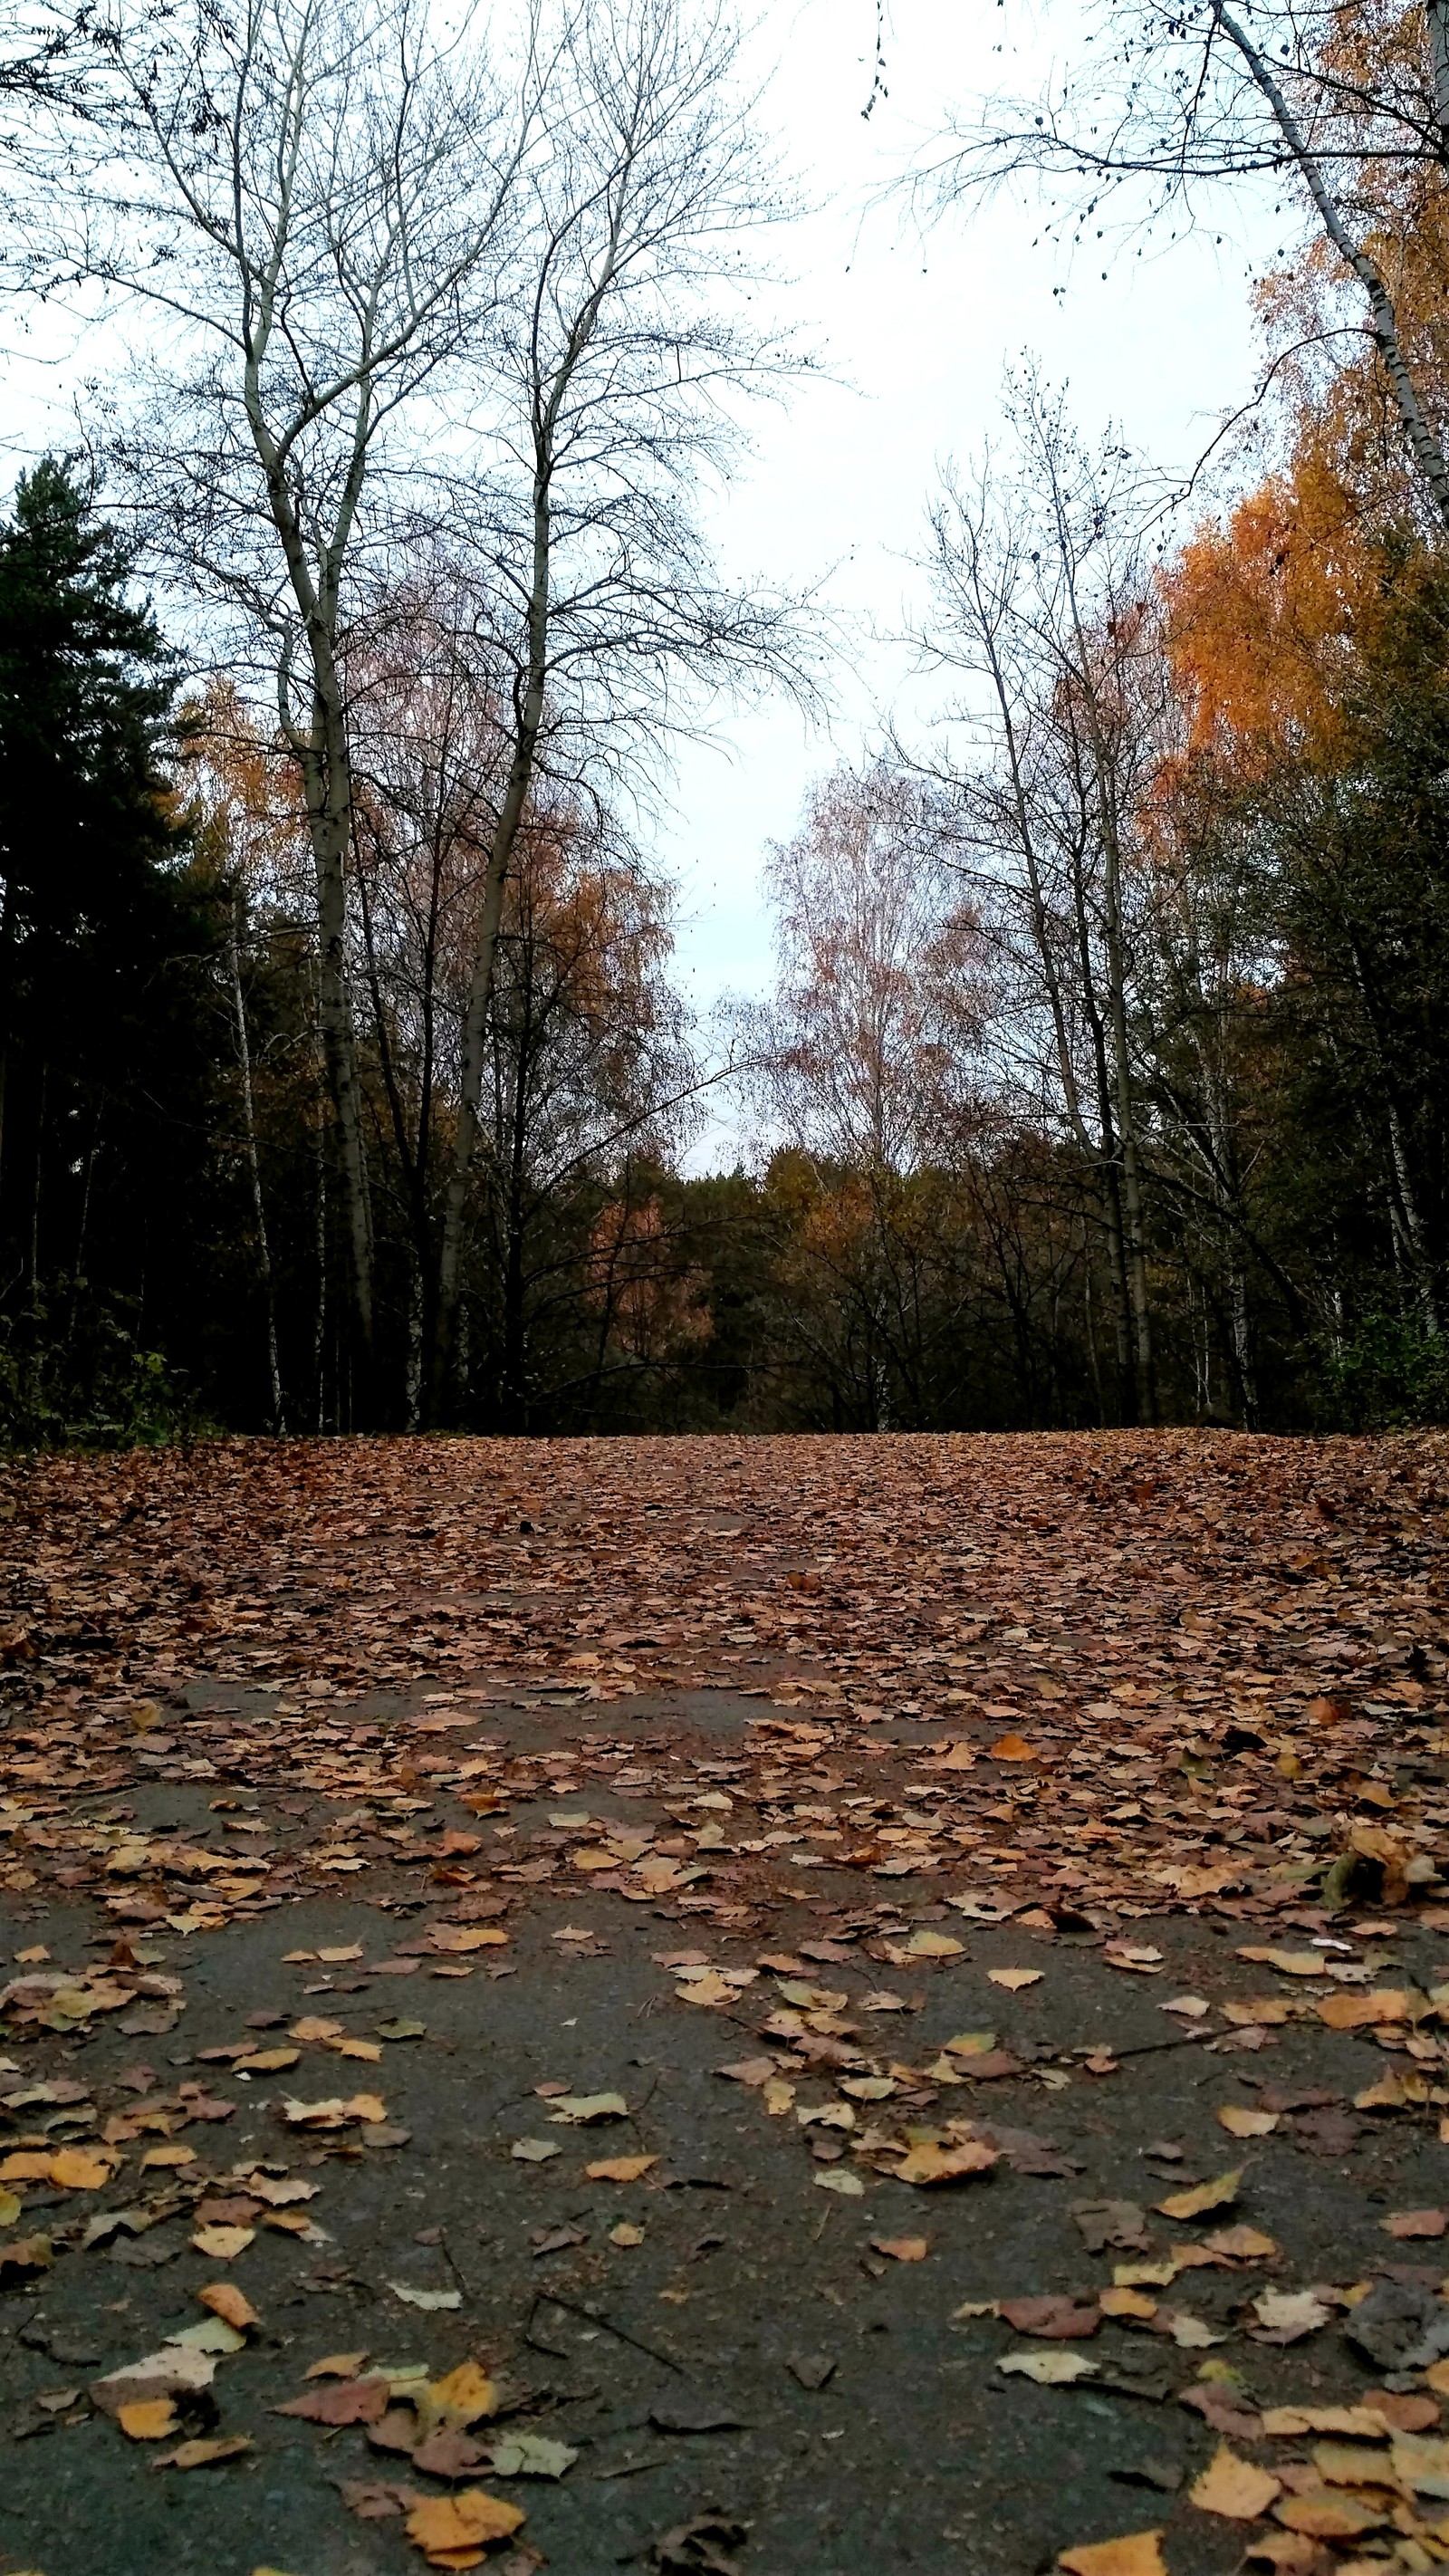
[999, 2297, 1100, 2340]
[998, 2348, 1098, 2384]
[274, 2377, 391, 2426]
[1272, 2488, 1387, 2539]
[406, 2489, 526, 2566]
[546, 2093, 628, 2125]
[197, 2283, 258, 2331]
[1189, 2445, 1282, 2519]
[420, 2363, 497, 2433]
[585, 2156, 657, 2183]
[1217, 2106, 1278, 2139]
[1205, 2226, 1278, 2261]
[1156, 2169, 1242, 2222]
[1383, 2208, 1447, 2239]
[484, 2434, 577, 2479]
[987, 1967, 1042, 1992]
[871, 2236, 928, 2262]
[390, 2283, 462, 2312]
[893, 2139, 999, 2187]
[304, 2351, 368, 2379]
[155, 2435, 254, 2469]
[118, 2398, 179, 2440]
[190, 2225, 254, 2260]
[989, 1735, 1038, 1762]
[1056, 2533, 1166, 2576]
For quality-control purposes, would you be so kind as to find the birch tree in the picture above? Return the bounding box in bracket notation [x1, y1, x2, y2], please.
[426, 0, 817, 1417]
[924, 0, 1449, 534]
[916, 395, 1164, 1421]
[67, 0, 535, 1406]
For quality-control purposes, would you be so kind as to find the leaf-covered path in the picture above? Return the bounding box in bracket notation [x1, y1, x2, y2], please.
[2, 1431, 1449, 2575]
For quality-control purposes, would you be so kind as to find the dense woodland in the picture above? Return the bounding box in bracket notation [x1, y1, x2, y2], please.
[3, 0, 1449, 1443]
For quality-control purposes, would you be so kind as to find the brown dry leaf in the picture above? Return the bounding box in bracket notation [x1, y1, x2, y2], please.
[871, 2236, 928, 2262]
[405, 2489, 526, 2565]
[1272, 2489, 1387, 2539]
[1056, 2533, 1166, 2574]
[140, 2143, 197, 2170]
[989, 1735, 1039, 1762]
[1217, 2106, 1278, 2139]
[674, 1971, 734, 2007]
[156, 2435, 254, 2469]
[1189, 2445, 1282, 2519]
[117, 2398, 179, 2440]
[987, 1968, 1042, 1992]
[429, 1927, 508, 1954]
[274, 2377, 391, 2426]
[1156, 2169, 1242, 2222]
[197, 2283, 258, 2331]
[304, 2351, 368, 2380]
[584, 2155, 657, 2183]
[999, 2296, 1099, 2340]
[290, 2014, 344, 2042]
[1382, 2208, 1447, 2238]
[1205, 2226, 1279, 2261]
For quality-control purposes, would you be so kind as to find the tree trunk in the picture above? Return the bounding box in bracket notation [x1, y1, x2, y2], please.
[229, 899, 286, 1431]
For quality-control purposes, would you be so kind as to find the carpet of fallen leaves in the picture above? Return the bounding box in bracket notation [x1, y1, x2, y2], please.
[3, 1427, 1449, 2574]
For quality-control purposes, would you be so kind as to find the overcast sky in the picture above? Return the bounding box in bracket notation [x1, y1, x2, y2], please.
[658, 0, 1273, 1034]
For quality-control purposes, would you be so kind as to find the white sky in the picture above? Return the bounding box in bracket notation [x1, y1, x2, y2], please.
[658, 0, 1272, 1036]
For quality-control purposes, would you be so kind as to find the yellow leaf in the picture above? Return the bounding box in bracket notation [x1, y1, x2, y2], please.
[1234, 1948, 1325, 1975]
[1156, 2168, 1241, 2222]
[871, 2236, 929, 2262]
[1189, 2445, 1282, 2519]
[1057, 2532, 1166, 2574]
[140, 2144, 197, 2169]
[117, 2398, 178, 2440]
[990, 1735, 1039, 1763]
[987, 1968, 1042, 1992]
[329, 2037, 383, 2062]
[585, 2155, 657, 2183]
[419, 2360, 498, 2435]
[610, 2222, 645, 2246]
[190, 2225, 254, 2259]
[429, 1926, 508, 1953]
[1217, 2106, 1278, 2139]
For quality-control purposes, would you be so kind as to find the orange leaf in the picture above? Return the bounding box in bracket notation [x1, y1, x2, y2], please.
[117, 2398, 178, 2441]
[1189, 2445, 1281, 2519]
[1057, 2533, 1166, 2575]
